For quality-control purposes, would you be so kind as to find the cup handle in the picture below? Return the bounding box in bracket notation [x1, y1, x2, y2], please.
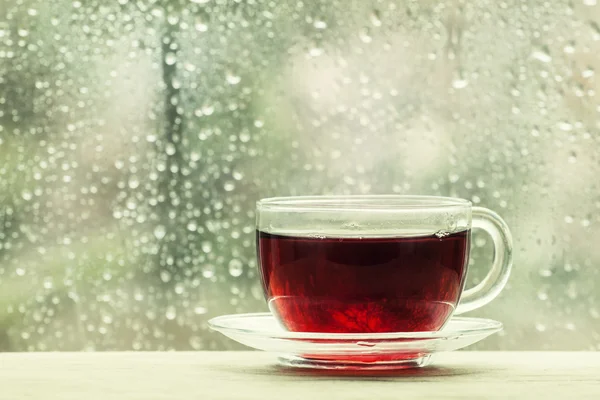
[455, 207, 513, 315]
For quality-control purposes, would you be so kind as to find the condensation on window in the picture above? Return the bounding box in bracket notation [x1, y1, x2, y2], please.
[0, 0, 598, 351]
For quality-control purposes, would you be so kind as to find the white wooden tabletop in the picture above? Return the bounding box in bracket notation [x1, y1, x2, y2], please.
[1, 351, 599, 399]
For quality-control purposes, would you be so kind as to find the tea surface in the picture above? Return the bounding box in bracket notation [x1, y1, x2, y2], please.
[257, 230, 470, 333]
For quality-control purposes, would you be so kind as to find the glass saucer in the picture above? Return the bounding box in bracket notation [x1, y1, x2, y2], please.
[208, 313, 502, 370]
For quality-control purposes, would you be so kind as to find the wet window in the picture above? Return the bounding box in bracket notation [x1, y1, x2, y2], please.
[0, 0, 598, 350]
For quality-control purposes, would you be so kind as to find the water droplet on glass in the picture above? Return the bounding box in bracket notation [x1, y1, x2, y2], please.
[194, 306, 207, 315]
[223, 181, 235, 192]
[165, 306, 177, 320]
[233, 171, 244, 180]
[128, 178, 140, 189]
[202, 264, 216, 279]
[452, 79, 469, 89]
[359, 28, 372, 43]
[43, 278, 53, 290]
[195, 16, 208, 32]
[539, 268, 553, 277]
[201, 241, 212, 253]
[370, 10, 382, 27]
[165, 52, 177, 66]
[313, 20, 327, 30]
[226, 73, 241, 85]
[154, 225, 167, 240]
[531, 49, 552, 63]
[558, 121, 573, 131]
[21, 190, 32, 201]
[309, 47, 324, 57]
[160, 270, 172, 283]
[174, 283, 185, 295]
[189, 336, 203, 350]
[582, 68, 595, 78]
[196, 104, 214, 116]
[581, 219, 591, 227]
[165, 143, 176, 156]
[228, 259, 243, 277]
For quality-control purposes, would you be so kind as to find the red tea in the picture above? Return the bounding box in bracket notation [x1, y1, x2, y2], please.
[257, 230, 470, 333]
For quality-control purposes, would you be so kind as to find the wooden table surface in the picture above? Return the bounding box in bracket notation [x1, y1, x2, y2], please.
[1, 351, 599, 399]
